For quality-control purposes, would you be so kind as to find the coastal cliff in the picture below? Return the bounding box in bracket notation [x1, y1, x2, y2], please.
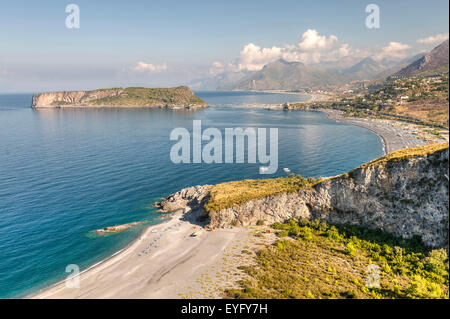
[156, 143, 449, 248]
[31, 86, 207, 109]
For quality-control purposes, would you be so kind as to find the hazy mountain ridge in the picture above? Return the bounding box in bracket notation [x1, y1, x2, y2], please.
[232, 59, 348, 90]
[191, 40, 449, 91]
[393, 39, 449, 78]
[193, 55, 430, 91]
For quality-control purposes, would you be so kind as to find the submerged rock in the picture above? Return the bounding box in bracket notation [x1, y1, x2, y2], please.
[94, 221, 143, 235]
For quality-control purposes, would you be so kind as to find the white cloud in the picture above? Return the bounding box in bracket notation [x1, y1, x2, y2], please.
[210, 29, 421, 74]
[133, 61, 167, 73]
[417, 33, 449, 45]
[373, 42, 411, 61]
[222, 29, 353, 72]
[298, 29, 338, 51]
[209, 61, 225, 75]
[236, 43, 282, 71]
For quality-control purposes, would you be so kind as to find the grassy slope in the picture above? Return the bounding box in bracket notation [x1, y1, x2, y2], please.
[90, 86, 206, 106]
[49, 86, 206, 107]
[204, 175, 320, 214]
[226, 219, 448, 299]
[355, 142, 448, 170]
[205, 143, 449, 215]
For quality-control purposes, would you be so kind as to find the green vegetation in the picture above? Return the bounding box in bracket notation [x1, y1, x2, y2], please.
[89, 86, 206, 106]
[292, 74, 449, 128]
[418, 64, 450, 77]
[226, 219, 449, 299]
[51, 100, 72, 106]
[204, 175, 320, 214]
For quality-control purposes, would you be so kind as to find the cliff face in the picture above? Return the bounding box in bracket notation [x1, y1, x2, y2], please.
[156, 146, 449, 248]
[32, 89, 124, 108]
[31, 86, 207, 109]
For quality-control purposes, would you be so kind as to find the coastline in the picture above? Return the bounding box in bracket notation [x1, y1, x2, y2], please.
[318, 109, 449, 154]
[30, 209, 268, 299]
[26, 217, 170, 298]
[320, 109, 391, 154]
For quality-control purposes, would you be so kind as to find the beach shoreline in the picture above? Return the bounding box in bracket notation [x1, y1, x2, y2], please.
[318, 109, 449, 154]
[30, 208, 270, 299]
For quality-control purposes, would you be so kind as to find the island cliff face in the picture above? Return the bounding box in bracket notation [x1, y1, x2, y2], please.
[156, 144, 449, 248]
[31, 86, 207, 109]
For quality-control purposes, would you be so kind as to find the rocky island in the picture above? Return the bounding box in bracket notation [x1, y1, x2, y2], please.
[31, 86, 207, 109]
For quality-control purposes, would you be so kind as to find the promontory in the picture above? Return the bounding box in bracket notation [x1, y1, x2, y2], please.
[31, 86, 207, 109]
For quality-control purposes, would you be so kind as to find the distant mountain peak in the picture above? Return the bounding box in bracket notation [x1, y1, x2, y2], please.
[232, 58, 345, 90]
[393, 39, 449, 77]
[276, 58, 300, 65]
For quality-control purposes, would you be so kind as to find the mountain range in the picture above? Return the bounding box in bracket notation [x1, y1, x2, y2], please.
[392, 39, 449, 78]
[190, 39, 449, 90]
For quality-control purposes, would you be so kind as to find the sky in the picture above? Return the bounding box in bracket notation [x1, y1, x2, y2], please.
[0, 0, 448, 93]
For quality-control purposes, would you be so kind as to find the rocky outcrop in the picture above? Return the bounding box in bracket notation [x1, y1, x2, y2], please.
[153, 185, 212, 222]
[156, 146, 449, 248]
[94, 221, 143, 235]
[31, 86, 208, 109]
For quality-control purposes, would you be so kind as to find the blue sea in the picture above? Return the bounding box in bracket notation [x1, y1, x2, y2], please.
[0, 91, 383, 298]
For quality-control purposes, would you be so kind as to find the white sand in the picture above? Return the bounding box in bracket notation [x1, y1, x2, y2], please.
[32, 210, 250, 299]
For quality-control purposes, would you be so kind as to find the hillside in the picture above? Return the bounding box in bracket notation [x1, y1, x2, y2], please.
[31, 86, 207, 109]
[156, 143, 449, 299]
[232, 59, 347, 90]
[319, 73, 449, 128]
[341, 57, 386, 80]
[393, 39, 449, 78]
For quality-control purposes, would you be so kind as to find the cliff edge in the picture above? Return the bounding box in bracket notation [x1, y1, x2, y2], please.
[155, 143, 449, 248]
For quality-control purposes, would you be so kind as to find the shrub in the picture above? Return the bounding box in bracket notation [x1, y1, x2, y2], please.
[345, 242, 357, 256]
[301, 227, 313, 241]
[277, 230, 289, 238]
[424, 249, 448, 277]
[326, 226, 342, 241]
[406, 275, 443, 299]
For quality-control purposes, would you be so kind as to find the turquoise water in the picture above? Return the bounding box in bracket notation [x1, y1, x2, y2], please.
[0, 91, 383, 298]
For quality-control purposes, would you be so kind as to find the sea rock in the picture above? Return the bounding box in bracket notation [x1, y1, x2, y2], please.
[157, 185, 212, 214]
[95, 221, 143, 235]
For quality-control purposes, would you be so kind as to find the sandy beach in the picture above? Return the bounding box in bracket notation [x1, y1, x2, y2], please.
[32, 209, 275, 299]
[321, 109, 449, 154]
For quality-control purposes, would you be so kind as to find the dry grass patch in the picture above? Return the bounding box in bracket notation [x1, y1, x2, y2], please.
[204, 175, 320, 214]
[360, 142, 448, 169]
